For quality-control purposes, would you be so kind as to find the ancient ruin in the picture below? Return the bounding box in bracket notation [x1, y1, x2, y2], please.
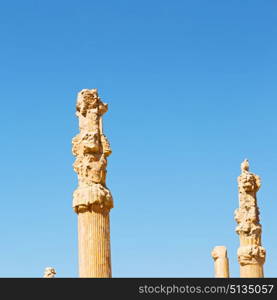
[70, 90, 268, 279]
[234, 159, 266, 277]
[72, 89, 113, 278]
[211, 159, 267, 278]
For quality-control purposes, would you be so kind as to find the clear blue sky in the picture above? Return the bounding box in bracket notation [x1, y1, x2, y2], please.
[0, 0, 276, 277]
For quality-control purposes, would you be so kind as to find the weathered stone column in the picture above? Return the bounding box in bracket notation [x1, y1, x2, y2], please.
[211, 246, 230, 278]
[72, 89, 113, 278]
[234, 159, 266, 278]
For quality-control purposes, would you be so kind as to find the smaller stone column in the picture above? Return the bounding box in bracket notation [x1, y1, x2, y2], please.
[211, 246, 230, 278]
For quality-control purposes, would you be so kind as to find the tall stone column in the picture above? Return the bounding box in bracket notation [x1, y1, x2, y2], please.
[234, 159, 266, 278]
[211, 246, 230, 278]
[72, 89, 113, 278]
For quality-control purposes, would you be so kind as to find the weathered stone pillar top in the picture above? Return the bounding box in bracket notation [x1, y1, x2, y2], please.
[211, 246, 228, 260]
[235, 159, 262, 238]
[72, 89, 113, 214]
[238, 159, 261, 195]
[76, 89, 108, 116]
[235, 159, 265, 277]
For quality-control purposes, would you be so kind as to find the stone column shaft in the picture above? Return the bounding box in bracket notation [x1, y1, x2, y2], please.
[78, 208, 111, 277]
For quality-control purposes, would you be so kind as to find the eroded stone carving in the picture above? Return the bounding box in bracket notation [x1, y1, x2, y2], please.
[43, 267, 56, 278]
[212, 246, 228, 260]
[235, 159, 266, 277]
[72, 89, 113, 213]
[237, 245, 266, 266]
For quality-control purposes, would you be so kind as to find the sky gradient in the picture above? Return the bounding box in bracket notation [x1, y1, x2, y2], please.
[0, 0, 277, 277]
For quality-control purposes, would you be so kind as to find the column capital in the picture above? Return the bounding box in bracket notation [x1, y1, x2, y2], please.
[237, 245, 266, 266]
[238, 159, 261, 195]
[72, 89, 113, 213]
[235, 160, 266, 276]
[235, 159, 262, 239]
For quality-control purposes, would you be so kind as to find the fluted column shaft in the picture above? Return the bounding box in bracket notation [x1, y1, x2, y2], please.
[78, 207, 111, 277]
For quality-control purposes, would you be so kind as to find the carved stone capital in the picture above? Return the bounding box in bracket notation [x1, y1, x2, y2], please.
[235, 160, 262, 239]
[238, 159, 261, 194]
[72, 89, 113, 214]
[237, 246, 266, 266]
[73, 184, 113, 213]
[76, 89, 108, 118]
[235, 160, 266, 275]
